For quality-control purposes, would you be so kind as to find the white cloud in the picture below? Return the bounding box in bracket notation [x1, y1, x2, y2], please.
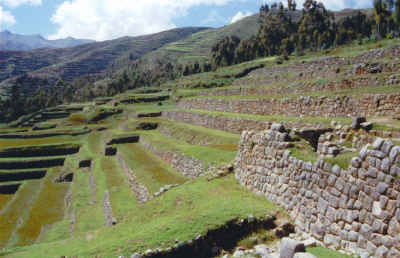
[230, 11, 252, 24]
[0, 0, 42, 8]
[49, 0, 237, 41]
[202, 9, 227, 25]
[0, 5, 16, 27]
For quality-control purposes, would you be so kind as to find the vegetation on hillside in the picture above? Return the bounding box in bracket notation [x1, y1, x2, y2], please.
[210, 0, 399, 68]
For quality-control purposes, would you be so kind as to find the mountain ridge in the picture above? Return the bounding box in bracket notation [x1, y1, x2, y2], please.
[0, 30, 95, 51]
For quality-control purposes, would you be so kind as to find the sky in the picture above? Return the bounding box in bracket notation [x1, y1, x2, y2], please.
[0, 0, 373, 41]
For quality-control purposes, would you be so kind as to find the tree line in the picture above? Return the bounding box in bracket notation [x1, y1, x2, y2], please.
[211, 0, 400, 68]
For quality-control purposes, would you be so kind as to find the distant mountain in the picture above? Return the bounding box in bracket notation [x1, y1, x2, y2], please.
[0, 27, 209, 95]
[0, 30, 94, 51]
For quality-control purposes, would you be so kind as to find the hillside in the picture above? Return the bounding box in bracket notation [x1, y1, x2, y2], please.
[0, 30, 94, 51]
[111, 14, 262, 73]
[0, 27, 208, 95]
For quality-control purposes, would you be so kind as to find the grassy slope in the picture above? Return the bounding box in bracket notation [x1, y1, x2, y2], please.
[4, 175, 281, 258]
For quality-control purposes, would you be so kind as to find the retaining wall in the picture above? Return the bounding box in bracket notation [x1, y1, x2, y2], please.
[163, 111, 328, 135]
[139, 138, 205, 179]
[0, 170, 46, 182]
[0, 184, 21, 194]
[0, 158, 65, 170]
[178, 94, 400, 118]
[234, 126, 400, 257]
[0, 144, 80, 158]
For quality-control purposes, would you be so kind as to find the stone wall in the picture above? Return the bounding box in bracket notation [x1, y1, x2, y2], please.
[0, 158, 65, 170]
[178, 93, 400, 118]
[234, 126, 400, 257]
[139, 138, 205, 179]
[163, 111, 328, 135]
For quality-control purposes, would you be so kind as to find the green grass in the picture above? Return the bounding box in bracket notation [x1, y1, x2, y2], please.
[118, 143, 186, 194]
[140, 130, 237, 168]
[10, 167, 70, 247]
[0, 180, 43, 248]
[323, 152, 359, 170]
[180, 109, 352, 127]
[3, 174, 282, 258]
[185, 83, 400, 101]
[156, 117, 240, 145]
[308, 246, 356, 258]
[288, 140, 319, 163]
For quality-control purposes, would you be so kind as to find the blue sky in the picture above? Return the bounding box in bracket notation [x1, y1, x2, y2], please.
[0, 0, 373, 41]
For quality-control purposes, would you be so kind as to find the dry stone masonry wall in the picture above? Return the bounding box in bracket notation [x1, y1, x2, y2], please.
[234, 126, 400, 257]
[163, 111, 328, 135]
[139, 138, 205, 179]
[178, 93, 400, 118]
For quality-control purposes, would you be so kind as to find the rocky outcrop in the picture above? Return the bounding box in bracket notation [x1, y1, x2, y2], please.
[235, 126, 400, 257]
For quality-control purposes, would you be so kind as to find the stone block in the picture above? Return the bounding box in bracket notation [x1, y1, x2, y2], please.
[367, 167, 378, 178]
[388, 248, 400, 257]
[370, 150, 386, 159]
[381, 158, 391, 173]
[324, 234, 341, 249]
[348, 231, 359, 242]
[382, 140, 394, 155]
[377, 182, 388, 194]
[360, 224, 373, 239]
[375, 245, 389, 258]
[388, 218, 400, 237]
[366, 241, 377, 255]
[351, 157, 362, 168]
[280, 238, 306, 258]
[352, 117, 366, 130]
[373, 138, 385, 151]
[331, 165, 341, 176]
[390, 146, 400, 163]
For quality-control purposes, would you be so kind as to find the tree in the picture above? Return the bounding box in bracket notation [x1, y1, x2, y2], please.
[258, 4, 296, 56]
[297, 0, 336, 50]
[287, 0, 297, 10]
[395, 0, 400, 32]
[374, 0, 392, 37]
[211, 36, 241, 68]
